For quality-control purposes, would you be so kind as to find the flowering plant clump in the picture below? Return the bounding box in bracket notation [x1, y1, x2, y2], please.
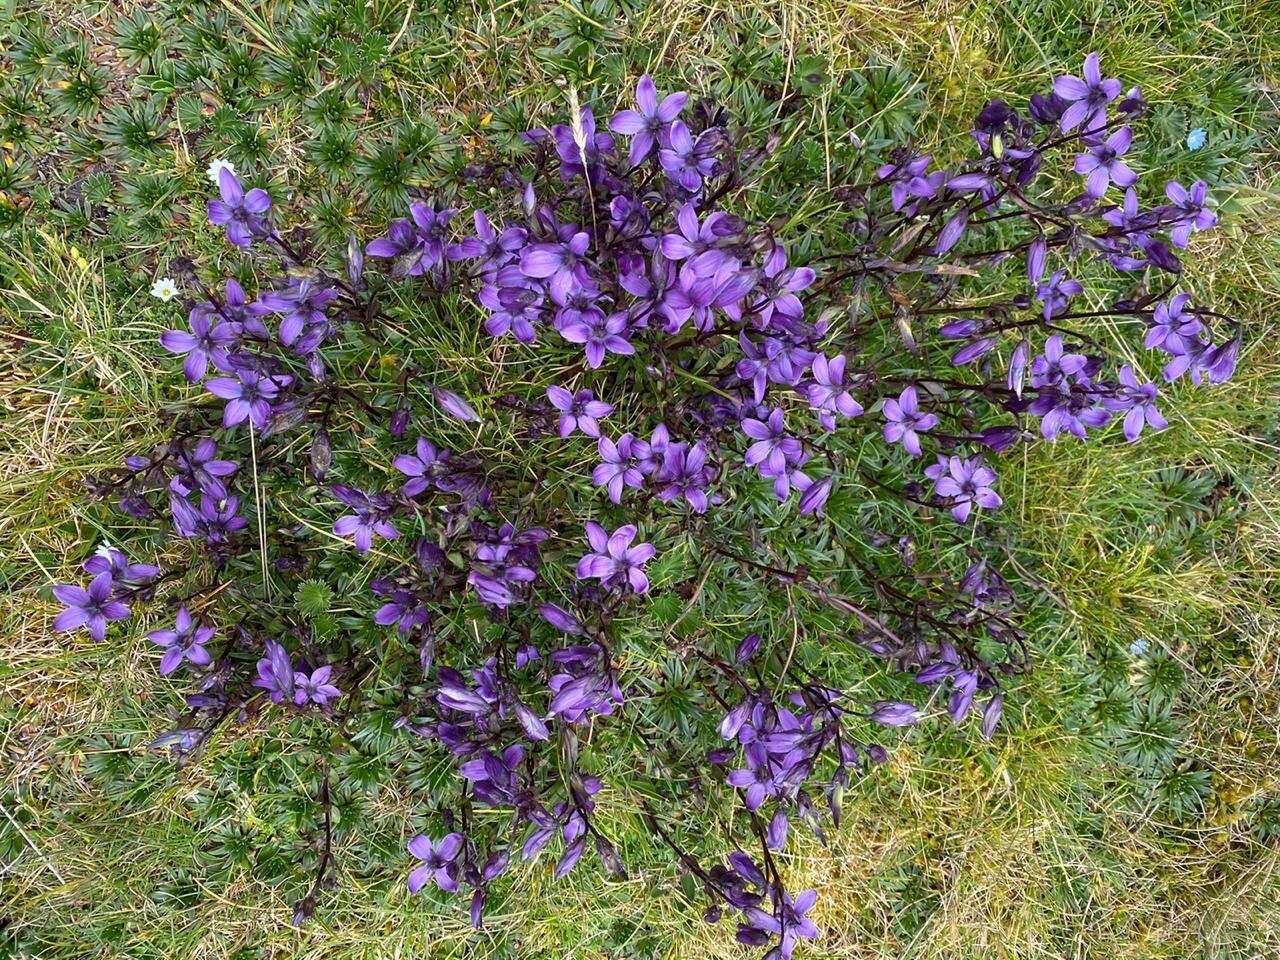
[55, 56, 1238, 952]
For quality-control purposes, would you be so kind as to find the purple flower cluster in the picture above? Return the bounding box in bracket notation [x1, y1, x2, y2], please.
[58, 54, 1243, 952]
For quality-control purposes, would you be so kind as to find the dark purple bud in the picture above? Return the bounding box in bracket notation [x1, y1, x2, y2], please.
[951, 337, 997, 366]
[389, 405, 410, 437]
[735, 632, 763, 663]
[310, 429, 332, 480]
[870, 700, 920, 727]
[976, 426, 1021, 451]
[469, 889, 484, 928]
[345, 233, 364, 284]
[980, 692, 1004, 739]
[538, 602, 582, 634]
[432, 387, 481, 423]
[797, 476, 834, 516]
[766, 809, 788, 849]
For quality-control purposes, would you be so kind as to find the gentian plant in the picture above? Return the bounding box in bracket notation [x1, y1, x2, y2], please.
[53, 57, 1239, 953]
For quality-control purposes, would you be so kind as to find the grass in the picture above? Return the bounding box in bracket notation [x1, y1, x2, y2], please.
[3, 0, 1280, 957]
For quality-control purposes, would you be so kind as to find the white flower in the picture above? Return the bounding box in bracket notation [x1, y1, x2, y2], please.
[206, 158, 235, 183]
[151, 277, 179, 301]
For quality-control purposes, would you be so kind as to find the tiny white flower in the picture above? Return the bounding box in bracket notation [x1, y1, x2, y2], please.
[151, 277, 179, 301]
[206, 158, 235, 183]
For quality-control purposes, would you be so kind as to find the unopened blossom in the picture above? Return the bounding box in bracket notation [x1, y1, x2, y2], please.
[253, 640, 294, 703]
[925, 455, 1002, 522]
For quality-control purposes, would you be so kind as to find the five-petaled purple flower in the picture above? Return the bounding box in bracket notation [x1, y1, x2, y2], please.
[1052, 52, 1121, 133]
[1074, 126, 1136, 198]
[206, 167, 271, 248]
[806, 354, 863, 431]
[293, 665, 341, 706]
[331, 485, 399, 552]
[205, 369, 291, 430]
[924, 455, 1002, 522]
[881, 386, 938, 456]
[147, 606, 214, 674]
[658, 121, 718, 192]
[52, 573, 131, 641]
[608, 74, 687, 167]
[160, 306, 238, 382]
[547, 386, 613, 438]
[575, 522, 656, 593]
[1103, 365, 1168, 441]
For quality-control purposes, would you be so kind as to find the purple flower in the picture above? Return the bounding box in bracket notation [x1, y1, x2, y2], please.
[924, 455, 1002, 522]
[372, 578, 431, 634]
[591, 433, 648, 503]
[558, 310, 634, 368]
[160, 308, 238, 382]
[796, 475, 835, 516]
[407, 833, 463, 894]
[881, 386, 938, 456]
[206, 167, 271, 247]
[331, 484, 399, 553]
[753, 245, 815, 327]
[806, 354, 863, 431]
[658, 121, 718, 192]
[147, 606, 214, 674]
[547, 386, 613, 438]
[608, 74, 687, 167]
[575, 522, 656, 593]
[1073, 126, 1136, 198]
[520, 231, 591, 302]
[432, 387, 481, 424]
[1145, 293, 1202, 354]
[654, 441, 715, 513]
[664, 260, 755, 334]
[871, 700, 921, 726]
[539, 602, 582, 634]
[1051, 52, 1121, 133]
[293, 665, 341, 706]
[1035, 269, 1083, 320]
[170, 438, 238, 499]
[742, 408, 803, 479]
[205, 369, 290, 430]
[1030, 335, 1089, 388]
[1103, 365, 1168, 441]
[253, 640, 294, 703]
[659, 203, 732, 276]
[83, 548, 158, 585]
[1164, 179, 1217, 246]
[393, 437, 441, 497]
[51, 573, 131, 641]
